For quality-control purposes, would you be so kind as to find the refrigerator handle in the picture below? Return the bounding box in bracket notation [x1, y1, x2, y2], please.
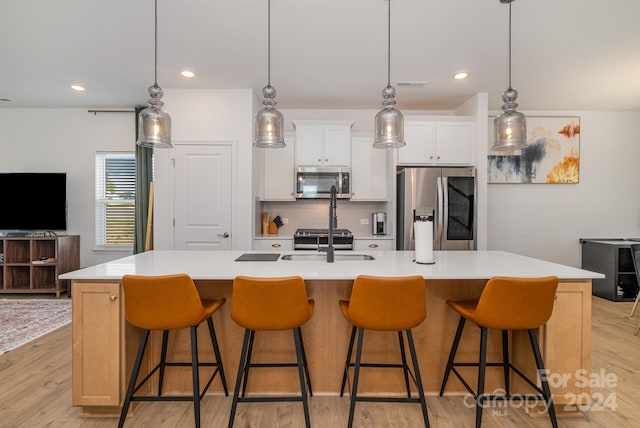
[436, 176, 445, 248]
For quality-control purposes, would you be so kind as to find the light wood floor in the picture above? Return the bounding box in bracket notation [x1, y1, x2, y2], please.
[0, 296, 638, 427]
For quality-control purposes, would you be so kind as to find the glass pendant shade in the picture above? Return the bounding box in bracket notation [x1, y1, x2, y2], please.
[136, 0, 171, 149]
[374, 1, 405, 149]
[254, 85, 285, 148]
[137, 84, 172, 148]
[492, 0, 527, 152]
[253, 0, 285, 149]
[374, 86, 405, 148]
[493, 111, 526, 151]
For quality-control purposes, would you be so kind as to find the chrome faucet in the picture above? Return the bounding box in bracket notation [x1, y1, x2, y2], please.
[319, 185, 337, 263]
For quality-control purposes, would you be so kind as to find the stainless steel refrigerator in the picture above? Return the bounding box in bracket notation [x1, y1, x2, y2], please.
[396, 167, 476, 251]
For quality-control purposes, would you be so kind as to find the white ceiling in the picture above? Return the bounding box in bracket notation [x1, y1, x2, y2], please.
[2, 0, 640, 112]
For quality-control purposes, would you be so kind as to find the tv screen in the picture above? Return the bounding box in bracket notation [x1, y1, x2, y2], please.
[0, 173, 67, 231]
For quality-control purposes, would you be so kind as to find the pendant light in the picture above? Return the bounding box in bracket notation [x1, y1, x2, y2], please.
[137, 0, 172, 149]
[254, 0, 285, 148]
[373, 0, 405, 149]
[492, 0, 527, 152]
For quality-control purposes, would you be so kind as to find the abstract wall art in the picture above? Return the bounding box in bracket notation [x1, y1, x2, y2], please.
[488, 116, 580, 184]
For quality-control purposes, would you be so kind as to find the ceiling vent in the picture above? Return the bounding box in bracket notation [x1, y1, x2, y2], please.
[396, 81, 427, 88]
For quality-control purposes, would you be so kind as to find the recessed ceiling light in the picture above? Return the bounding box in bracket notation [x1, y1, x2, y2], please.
[453, 71, 469, 80]
[71, 84, 86, 92]
[180, 70, 195, 78]
[396, 81, 427, 88]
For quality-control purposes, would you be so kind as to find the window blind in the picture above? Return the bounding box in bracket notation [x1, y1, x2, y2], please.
[95, 152, 136, 247]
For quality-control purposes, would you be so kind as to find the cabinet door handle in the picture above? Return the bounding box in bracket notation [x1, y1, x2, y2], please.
[368, 243, 379, 248]
[318, 158, 322, 162]
[325, 158, 328, 162]
[272, 243, 281, 248]
[437, 156, 441, 160]
[218, 232, 230, 238]
[429, 155, 434, 159]
[109, 294, 118, 301]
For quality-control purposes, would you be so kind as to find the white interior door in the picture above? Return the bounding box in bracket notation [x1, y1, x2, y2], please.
[173, 143, 233, 250]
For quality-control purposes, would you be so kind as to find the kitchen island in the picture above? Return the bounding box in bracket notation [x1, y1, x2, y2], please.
[62, 250, 602, 416]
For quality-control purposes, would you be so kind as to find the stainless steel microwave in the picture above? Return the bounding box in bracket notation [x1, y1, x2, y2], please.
[295, 167, 351, 199]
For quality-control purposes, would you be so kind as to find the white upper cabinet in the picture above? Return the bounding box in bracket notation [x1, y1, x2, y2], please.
[294, 120, 353, 167]
[398, 117, 474, 166]
[261, 133, 295, 200]
[350, 135, 389, 201]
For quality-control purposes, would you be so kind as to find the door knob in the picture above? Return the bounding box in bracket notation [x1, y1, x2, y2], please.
[218, 232, 230, 238]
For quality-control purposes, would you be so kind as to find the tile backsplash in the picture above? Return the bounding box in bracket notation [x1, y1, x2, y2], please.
[259, 200, 390, 237]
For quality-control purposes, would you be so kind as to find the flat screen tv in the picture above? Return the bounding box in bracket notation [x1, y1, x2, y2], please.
[0, 173, 67, 231]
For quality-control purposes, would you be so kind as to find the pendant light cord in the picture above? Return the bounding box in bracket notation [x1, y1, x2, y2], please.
[387, 0, 391, 87]
[154, 0, 158, 86]
[507, 0, 512, 90]
[267, 0, 272, 87]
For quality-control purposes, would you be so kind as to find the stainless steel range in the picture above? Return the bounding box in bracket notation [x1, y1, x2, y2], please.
[294, 228, 354, 251]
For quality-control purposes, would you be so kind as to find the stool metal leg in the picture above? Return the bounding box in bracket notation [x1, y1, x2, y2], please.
[190, 326, 201, 428]
[476, 326, 488, 428]
[501, 330, 510, 395]
[119, 329, 150, 428]
[340, 325, 357, 397]
[158, 330, 169, 395]
[439, 316, 466, 396]
[241, 330, 256, 398]
[297, 327, 314, 396]
[528, 329, 558, 428]
[398, 331, 412, 398]
[206, 317, 229, 396]
[228, 329, 251, 428]
[406, 329, 430, 427]
[293, 327, 311, 428]
[348, 327, 365, 428]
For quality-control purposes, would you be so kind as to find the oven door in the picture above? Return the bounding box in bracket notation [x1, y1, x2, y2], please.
[295, 167, 350, 199]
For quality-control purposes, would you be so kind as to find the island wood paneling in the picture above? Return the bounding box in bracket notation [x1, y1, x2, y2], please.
[111, 279, 591, 405]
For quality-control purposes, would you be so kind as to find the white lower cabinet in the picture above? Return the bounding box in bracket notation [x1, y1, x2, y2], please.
[253, 239, 293, 251]
[354, 239, 394, 251]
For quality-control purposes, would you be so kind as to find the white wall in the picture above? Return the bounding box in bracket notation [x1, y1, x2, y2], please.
[487, 110, 640, 267]
[3, 105, 638, 270]
[0, 108, 135, 267]
[154, 89, 255, 250]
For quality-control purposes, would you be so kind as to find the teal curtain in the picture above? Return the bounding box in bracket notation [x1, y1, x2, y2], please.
[133, 106, 153, 254]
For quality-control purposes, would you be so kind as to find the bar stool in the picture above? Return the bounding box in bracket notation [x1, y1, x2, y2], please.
[339, 275, 430, 428]
[439, 276, 559, 428]
[228, 276, 314, 428]
[118, 274, 228, 428]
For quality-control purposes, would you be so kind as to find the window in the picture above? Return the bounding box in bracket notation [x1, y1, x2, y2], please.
[95, 152, 136, 248]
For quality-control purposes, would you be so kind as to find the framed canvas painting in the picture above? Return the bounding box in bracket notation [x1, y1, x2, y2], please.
[488, 116, 580, 184]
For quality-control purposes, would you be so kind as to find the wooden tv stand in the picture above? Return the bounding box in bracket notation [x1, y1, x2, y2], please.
[0, 235, 79, 298]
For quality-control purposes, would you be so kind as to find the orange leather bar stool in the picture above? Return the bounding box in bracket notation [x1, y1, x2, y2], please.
[229, 276, 314, 428]
[118, 274, 228, 428]
[439, 276, 559, 428]
[339, 275, 430, 428]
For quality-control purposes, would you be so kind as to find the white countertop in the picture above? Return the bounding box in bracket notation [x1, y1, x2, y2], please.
[60, 250, 604, 281]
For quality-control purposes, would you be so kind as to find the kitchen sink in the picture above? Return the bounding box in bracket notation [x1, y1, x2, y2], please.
[281, 253, 375, 261]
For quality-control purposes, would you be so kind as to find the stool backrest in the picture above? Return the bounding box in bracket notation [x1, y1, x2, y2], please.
[472, 276, 558, 330]
[231, 276, 312, 330]
[122, 274, 206, 330]
[346, 275, 426, 331]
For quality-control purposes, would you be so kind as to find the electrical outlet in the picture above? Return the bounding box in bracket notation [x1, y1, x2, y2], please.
[360, 218, 369, 225]
[282, 218, 288, 224]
